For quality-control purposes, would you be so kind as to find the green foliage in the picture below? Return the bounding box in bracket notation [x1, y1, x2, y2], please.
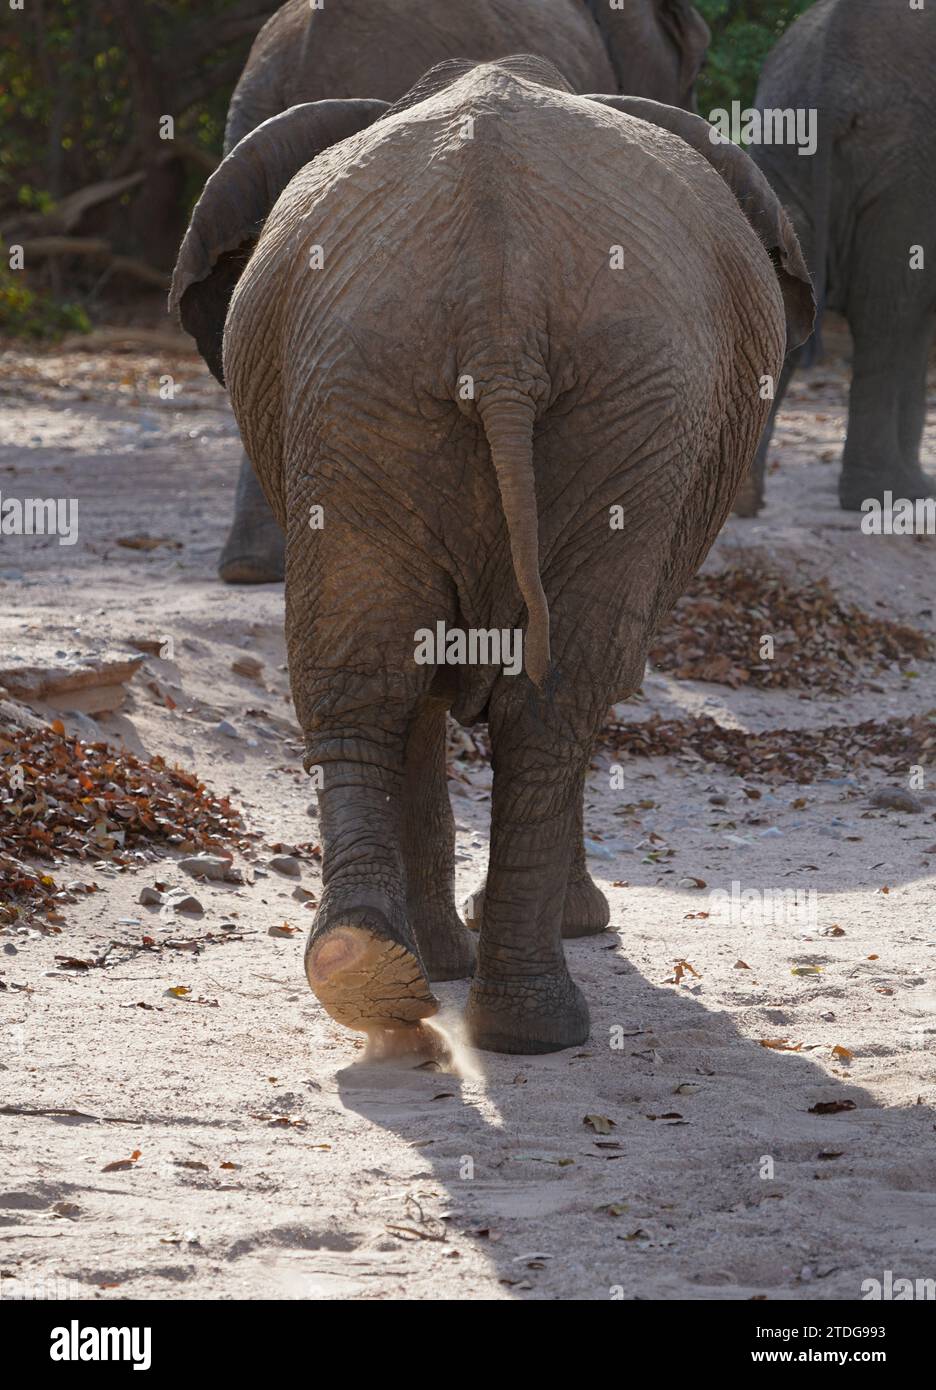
[695, 0, 815, 113]
[0, 264, 90, 340]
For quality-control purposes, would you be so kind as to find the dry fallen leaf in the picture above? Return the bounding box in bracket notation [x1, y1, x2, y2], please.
[831, 1045, 854, 1062]
[760, 1039, 803, 1052]
[583, 1114, 616, 1135]
[102, 1148, 141, 1172]
[666, 959, 701, 985]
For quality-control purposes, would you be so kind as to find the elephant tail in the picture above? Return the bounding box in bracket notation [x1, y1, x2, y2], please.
[478, 395, 550, 688]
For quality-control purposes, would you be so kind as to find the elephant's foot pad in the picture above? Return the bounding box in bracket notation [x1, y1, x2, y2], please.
[306, 925, 438, 1032]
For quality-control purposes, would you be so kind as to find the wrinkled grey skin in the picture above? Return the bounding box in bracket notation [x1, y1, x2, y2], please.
[735, 0, 936, 516]
[172, 59, 812, 1054]
[217, 0, 711, 584]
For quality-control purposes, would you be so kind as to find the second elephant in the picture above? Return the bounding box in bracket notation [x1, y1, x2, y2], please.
[215, 0, 711, 584]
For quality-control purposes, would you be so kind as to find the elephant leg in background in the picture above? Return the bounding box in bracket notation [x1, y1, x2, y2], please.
[840, 306, 936, 510]
[896, 315, 936, 490]
[562, 780, 611, 937]
[463, 776, 610, 938]
[733, 346, 802, 517]
[465, 680, 596, 1055]
[401, 694, 476, 982]
[218, 448, 286, 584]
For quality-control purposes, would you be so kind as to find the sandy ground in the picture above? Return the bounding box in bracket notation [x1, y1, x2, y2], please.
[0, 326, 934, 1302]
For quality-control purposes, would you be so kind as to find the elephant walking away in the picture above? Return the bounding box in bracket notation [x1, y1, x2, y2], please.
[172, 58, 813, 1055]
[734, 0, 936, 517]
[215, 0, 711, 584]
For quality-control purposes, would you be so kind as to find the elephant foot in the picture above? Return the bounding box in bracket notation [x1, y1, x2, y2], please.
[894, 465, 936, 503]
[561, 874, 611, 938]
[463, 879, 609, 939]
[218, 517, 285, 584]
[465, 968, 590, 1055]
[305, 897, 438, 1033]
[839, 467, 936, 512]
[839, 472, 883, 512]
[410, 904, 476, 982]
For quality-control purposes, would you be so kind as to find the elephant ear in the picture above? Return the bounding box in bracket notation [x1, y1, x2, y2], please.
[170, 99, 389, 384]
[656, 2, 711, 109]
[588, 95, 815, 349]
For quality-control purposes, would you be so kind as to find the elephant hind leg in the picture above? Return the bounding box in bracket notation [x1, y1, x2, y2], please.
[218, 451, 285, 585]
[463, 782, 609, 940]
[561, 796, 611, 937]
[298, 548, 462, 1049]
[840, 310, 936, 509]
[465, 681, 594, 1055]
[401, 694, 476, 982]
[895, 316, 936, 496]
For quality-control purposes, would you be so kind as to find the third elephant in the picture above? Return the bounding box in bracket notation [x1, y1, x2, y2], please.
[735, 0, 936, 517]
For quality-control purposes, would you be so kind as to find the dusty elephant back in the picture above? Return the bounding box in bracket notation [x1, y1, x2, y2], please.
[241, 75, 783, 415]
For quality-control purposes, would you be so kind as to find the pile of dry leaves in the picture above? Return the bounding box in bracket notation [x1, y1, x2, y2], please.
[603, 713, 936, 784]
[650, 564, 932, 691]
[0, 717, 243, 924]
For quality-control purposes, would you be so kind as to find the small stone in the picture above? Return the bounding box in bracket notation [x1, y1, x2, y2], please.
[177, 854, 239, 883]
[139, 885, 163, 906]
[269, 854, 301, 877]
[232, 655, 264, 679]
[170, 893, 204, 914]
[869, 787, 922, 814]
[306, 802, 319, 818]
[216, 720, 239, 739]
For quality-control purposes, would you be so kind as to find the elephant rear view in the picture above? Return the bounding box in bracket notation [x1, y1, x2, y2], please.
[172, 59, 813, 1055]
